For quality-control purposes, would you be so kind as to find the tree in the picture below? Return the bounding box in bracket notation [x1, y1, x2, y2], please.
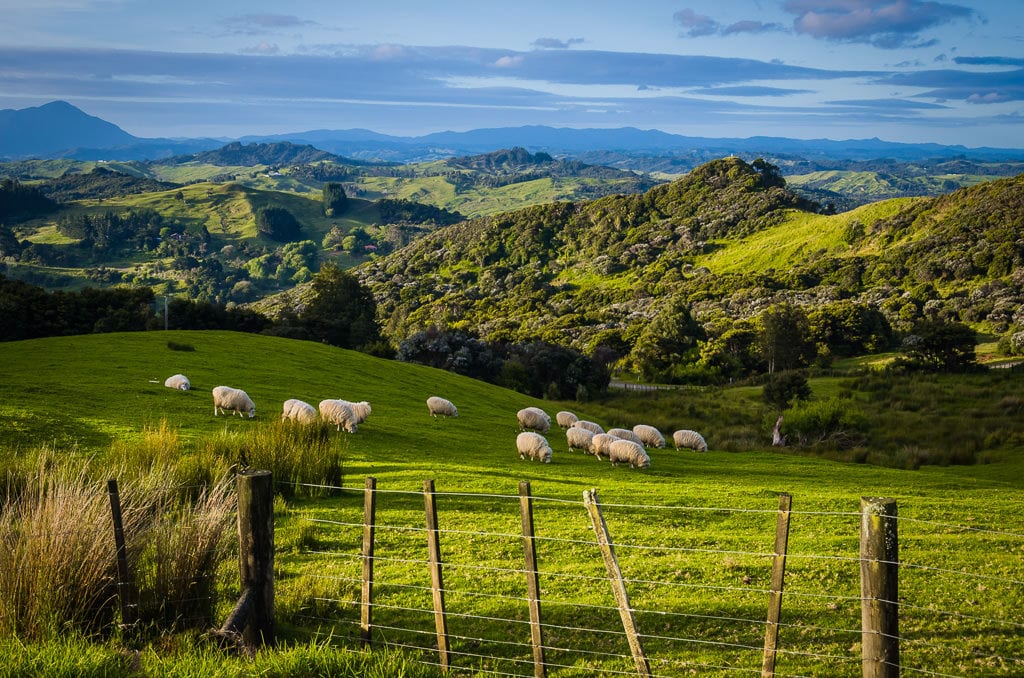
[900, 319, 977, 371]
[322, 182, 347, 217]
[756, 303, 815, 374]
[762, 370, 812, 411]
[255, 206, 302, 242]
[299, 263, 381, 349]
[628, 297, 705, 381]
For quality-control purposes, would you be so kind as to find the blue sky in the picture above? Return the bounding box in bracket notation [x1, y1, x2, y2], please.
[1, 0, 1022, 147]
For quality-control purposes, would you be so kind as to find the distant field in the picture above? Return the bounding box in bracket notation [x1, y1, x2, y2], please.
[1, 331, 1022, 675]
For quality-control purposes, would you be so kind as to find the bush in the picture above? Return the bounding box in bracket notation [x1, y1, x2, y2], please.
[781, 397, 868, 450]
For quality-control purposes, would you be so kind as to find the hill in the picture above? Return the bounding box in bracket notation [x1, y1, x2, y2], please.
[38, 166, 180, 201]
[0, 101, 136, 159]
[157, 141, 348, 167]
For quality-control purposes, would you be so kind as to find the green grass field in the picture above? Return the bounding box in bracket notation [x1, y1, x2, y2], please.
[1, 331, 1022, 676]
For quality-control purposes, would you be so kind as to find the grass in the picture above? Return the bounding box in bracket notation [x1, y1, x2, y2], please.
[1, 331, 1023, 675]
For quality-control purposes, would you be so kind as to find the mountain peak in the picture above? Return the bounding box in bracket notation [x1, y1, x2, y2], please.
[0, 100, 137, 160]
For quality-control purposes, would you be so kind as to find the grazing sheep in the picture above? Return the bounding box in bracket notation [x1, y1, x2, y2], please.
[517, 407, 551, 434]
[607, 427, 645, 446]
[427, 396, 458, 419]
[318, 399, 359, 433]
[633, 424, 666, 449]
[609, 439, 651, 469]
[556, 410, 579, 429]
[212, 386, 255, 418]
[516, 431, 553, 463]
[164, 374, 190, 391]
[589, 432, 620, 460]
[345, 400, 372, 424]
[566, 426, 595, 453]
[573, 420, 604, 435]
[673, 429, 708, 452]
[281, 398, 317, 424]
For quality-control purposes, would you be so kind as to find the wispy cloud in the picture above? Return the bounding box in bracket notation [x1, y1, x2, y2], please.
[532, 37, 585, 50]
[691, 86, 813, 97]
[954, 56, 1024, 67]
[783, 0, 976, 48]
[239, 42, 280, 55]
[674, 8, 784, 38]
[219, 13, 317, 36]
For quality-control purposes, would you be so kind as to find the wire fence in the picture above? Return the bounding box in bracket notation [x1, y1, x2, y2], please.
[272, 479, 1024, 678]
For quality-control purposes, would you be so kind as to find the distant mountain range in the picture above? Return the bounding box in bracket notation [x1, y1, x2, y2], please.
[4, 100, 1024, 165]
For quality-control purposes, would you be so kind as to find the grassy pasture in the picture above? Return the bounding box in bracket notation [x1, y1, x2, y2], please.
[1, 331, 1023, 676]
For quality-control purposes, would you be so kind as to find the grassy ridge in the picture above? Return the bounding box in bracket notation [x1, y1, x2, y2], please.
[2, 332, 1023, 675]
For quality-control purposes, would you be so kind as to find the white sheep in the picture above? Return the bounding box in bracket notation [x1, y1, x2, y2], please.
[281, 398, 317, 425]
[673, 429, 708, 452]
[516, 431, 553, 463]
[344, 400, 372, 424]
[589, 432, 620, 460]
[212, 386, 255, 418]
[633, 424, 666, 449]
[573, 420, 604, 435]
[555, 410, 578, 429]
[164, 374, 190, 391]
[607, 427, 645, 446]
[566, 426, 595, 453]
[517, 407, 551, 434]
[609, 439, 651, 469]
[318, 399, 359, 433]
[427, 396, 458, 418]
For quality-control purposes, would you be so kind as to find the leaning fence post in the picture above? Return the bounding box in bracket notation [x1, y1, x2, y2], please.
[860, 497, 899, 678]
[107, 478, 139, 627]
[424, 479, 451, 671]
[583, 488, 651, 677]
[215, 469, 275, 648]
[761, 493, 792, 678]
[360, 476, 377, 649]
[520, 481, 547, 678]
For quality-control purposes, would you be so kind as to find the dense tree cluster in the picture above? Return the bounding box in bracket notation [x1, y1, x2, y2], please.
[0, 178, 58, 222]
[255, 206, 303, 242]
[321, 182, 348, 217]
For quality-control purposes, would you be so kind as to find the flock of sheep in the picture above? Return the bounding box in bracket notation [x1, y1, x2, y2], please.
[511, 406, 707, 469]
[164, 375, 707, 467]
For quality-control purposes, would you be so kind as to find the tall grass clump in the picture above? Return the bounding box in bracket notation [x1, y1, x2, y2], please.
[108, 419, 230, 495]
[201, 421, 344, 497]
[0, 455, 236, 639]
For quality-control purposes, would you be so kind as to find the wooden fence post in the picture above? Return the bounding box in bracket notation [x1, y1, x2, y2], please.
[520, 481, 546, 678]
[860, 497, 899, 678]
[216, 469, 275, 648]
[361, 476, 377, 649]
[107, 478, 139, 627]
[583, 489, 651, 677]
[761, 493, 792, 678]
[424, 479, 451, 671]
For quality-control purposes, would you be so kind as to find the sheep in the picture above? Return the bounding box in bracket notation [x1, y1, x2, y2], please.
[633, 424, 666, 449]
[517, 431, 553, 463]
[318, 399, 359, 433]
[517, 407, 551, 434]
[427, 396, 458, 419]
[555, 410, 578, 429]
[281, 398, 317, 425]
[609, 439, 651, 469]
[607, 427, 645, 446]
[573, 420, 604, 435]
[589, 432, 620, 460]
[345, 400, 372, 424]
[164, 374, 190, 391]
[673, 429, 708, 452]
[212, 386, 255, 418]
[566, 426, 595, 453]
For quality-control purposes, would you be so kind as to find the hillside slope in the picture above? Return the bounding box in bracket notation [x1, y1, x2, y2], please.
[357, 158, 1024, 354]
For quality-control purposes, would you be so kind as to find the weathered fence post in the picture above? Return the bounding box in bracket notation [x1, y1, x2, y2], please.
[215, 469, 275, 648]
[361, 476, 377, 649]
[520, 481, 546, 678]
[583, 488, 651, 677]
[107, 478, 139, 627]
[424, 479, 451, 671]
[761, 493, 792, 678]
[860, 497, 899, 678]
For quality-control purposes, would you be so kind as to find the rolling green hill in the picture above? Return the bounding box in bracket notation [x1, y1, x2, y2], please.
[1, 331, 1023, 676]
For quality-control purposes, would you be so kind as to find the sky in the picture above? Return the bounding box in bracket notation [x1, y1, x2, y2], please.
[1, 0, 1022, 147]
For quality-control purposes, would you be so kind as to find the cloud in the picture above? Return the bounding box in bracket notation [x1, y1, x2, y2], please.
[532, 37, 585, 50]
[239, 42, 280, 56]
[721, 20, 786, 35]
[220, 13, 316, 36]
[879, 66, 1024, 102]
[674, 9, 720, 37]
[691, 85, 813, 97]
[784, 0, 976, 48]
[826, 97, 948, 109]
[966, 91, 1012, 104]
[494, 55, 525, 68]
[955, 56, 1024, 67]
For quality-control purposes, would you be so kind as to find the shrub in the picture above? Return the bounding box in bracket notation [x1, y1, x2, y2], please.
[781, 397, 868, 450]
